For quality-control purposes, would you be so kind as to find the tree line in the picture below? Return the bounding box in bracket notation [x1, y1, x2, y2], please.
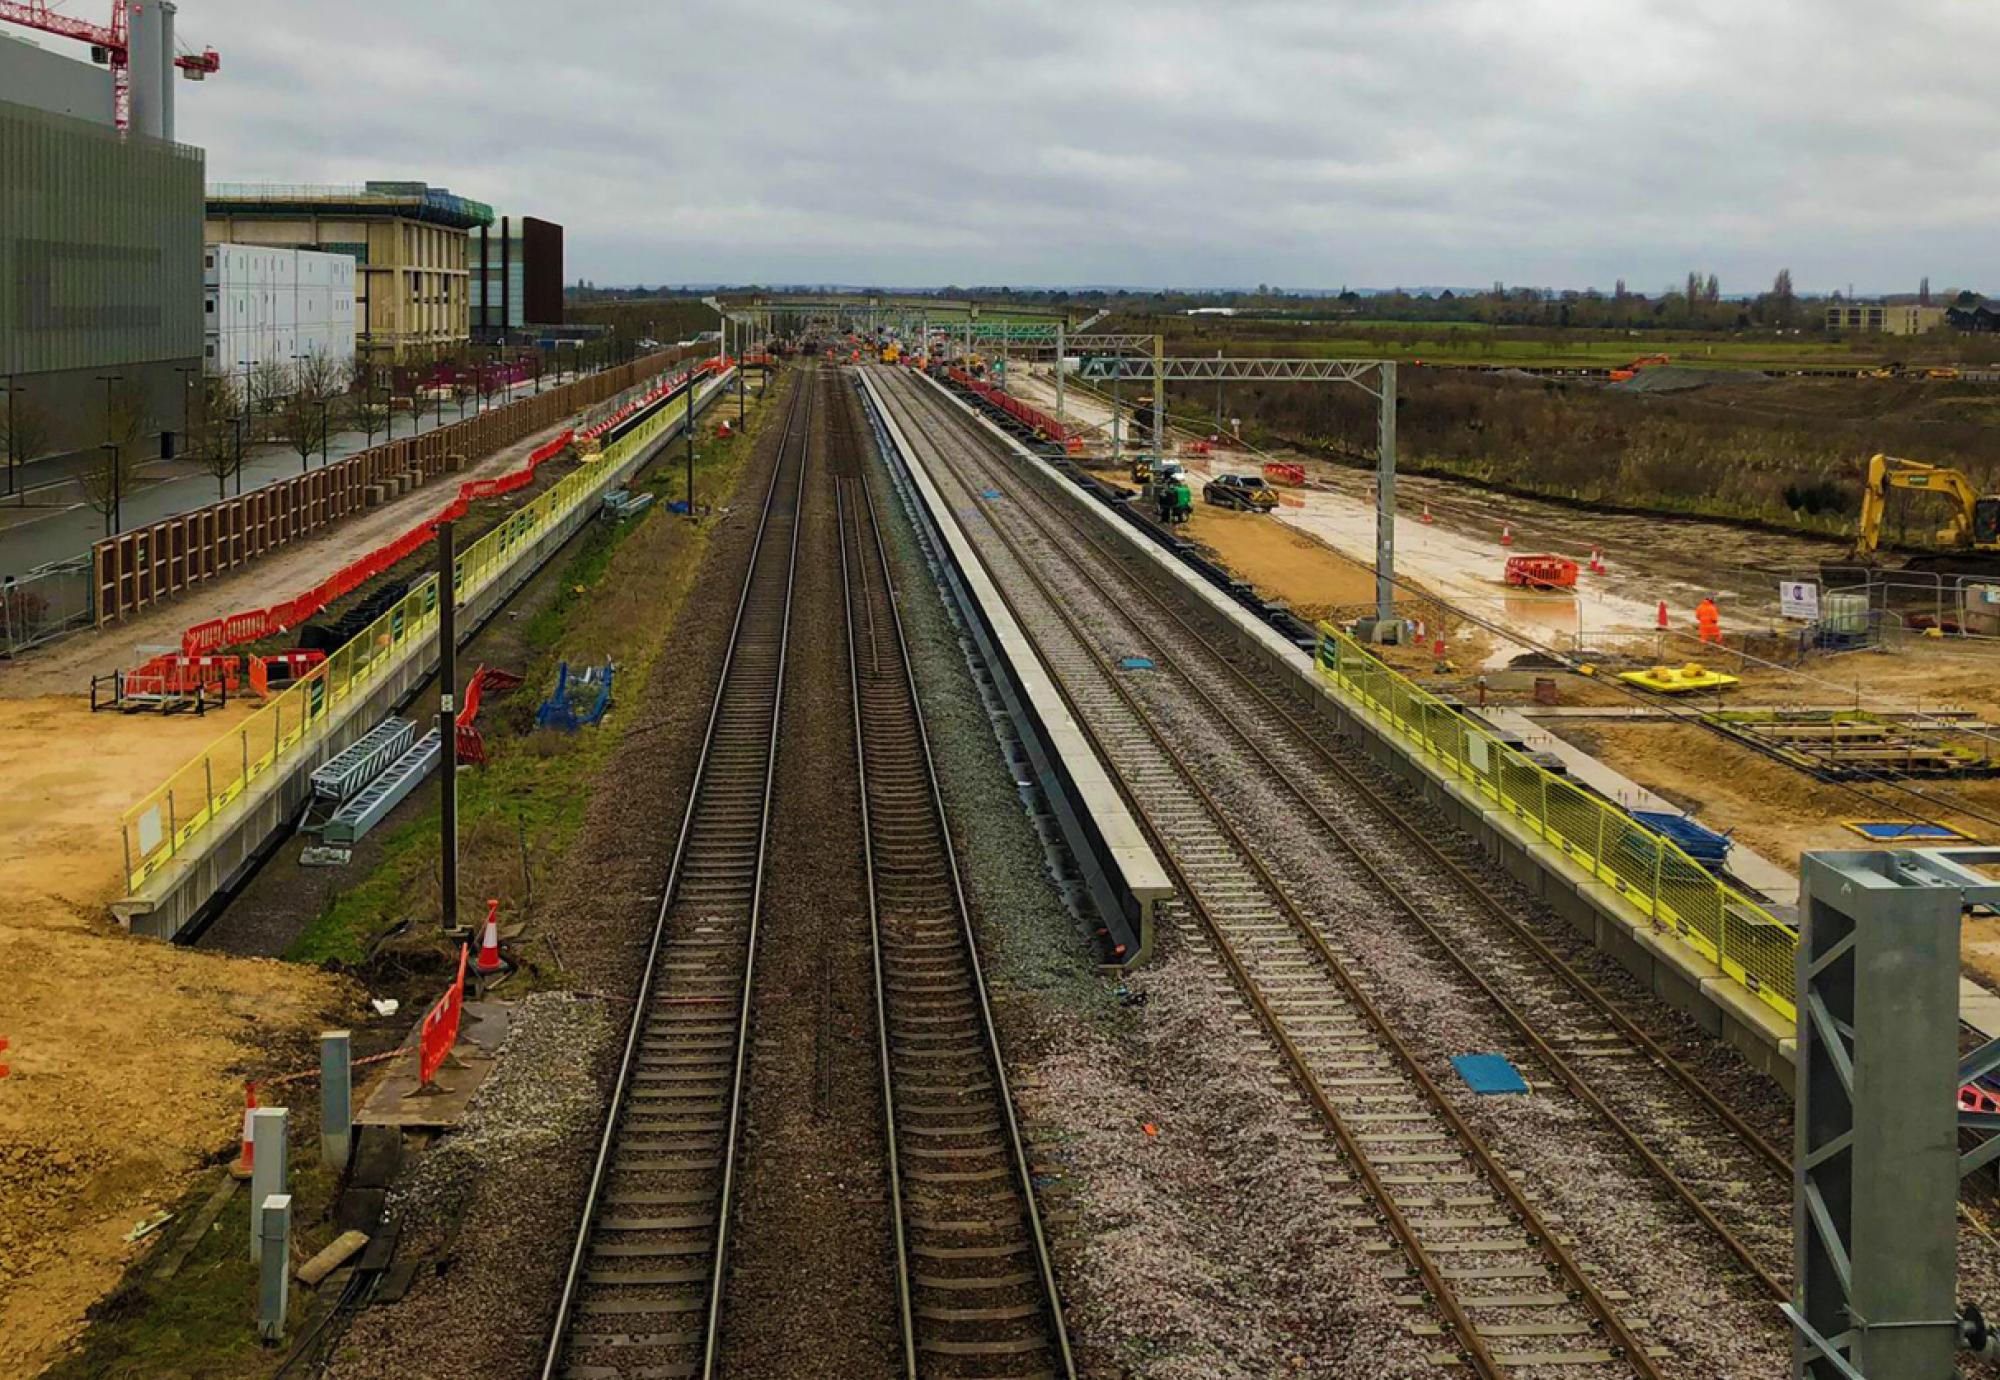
[1, 334, 637, 536]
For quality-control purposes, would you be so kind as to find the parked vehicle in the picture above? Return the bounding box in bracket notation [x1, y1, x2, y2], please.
[1203, 473, 1278, 512]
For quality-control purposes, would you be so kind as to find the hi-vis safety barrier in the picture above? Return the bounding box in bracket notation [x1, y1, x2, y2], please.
[118, 380, 716, 893]
[1314, 624, 1798, 1023]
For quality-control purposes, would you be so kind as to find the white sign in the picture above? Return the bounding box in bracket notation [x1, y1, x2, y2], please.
[1779, 581, 1820, 621]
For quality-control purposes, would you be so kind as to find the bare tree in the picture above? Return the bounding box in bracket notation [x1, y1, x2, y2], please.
[1772, 268, 1796, 328]
[1704, 273, 1721, 304]
[190, 374, 242, 499]
[249, 358, 291, 437]
[450, 348, 478, 420]
[1, 391, 54, 504]
[282, 347, 342, 469]
[81, 379, 151, 535]
[351, 361, 390, 447]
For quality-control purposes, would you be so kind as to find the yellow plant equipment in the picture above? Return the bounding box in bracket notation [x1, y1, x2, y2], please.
[1853, 453, 2000, 556]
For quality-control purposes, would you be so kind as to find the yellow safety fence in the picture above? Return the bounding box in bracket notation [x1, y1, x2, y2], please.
[1314, 623, 1798, 1024]
[118, 383, 709, 893]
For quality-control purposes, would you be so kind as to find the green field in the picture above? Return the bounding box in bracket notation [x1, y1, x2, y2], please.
[1148, 323, 1891, 371]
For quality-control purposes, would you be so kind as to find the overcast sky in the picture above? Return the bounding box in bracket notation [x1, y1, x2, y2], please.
[174, 0, 1997, 294]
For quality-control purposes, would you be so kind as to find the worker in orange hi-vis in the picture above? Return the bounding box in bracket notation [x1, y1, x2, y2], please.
[1695, 595, 1722, 645]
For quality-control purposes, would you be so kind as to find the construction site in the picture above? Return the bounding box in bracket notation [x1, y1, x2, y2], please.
[11, 6, 2000, 1380]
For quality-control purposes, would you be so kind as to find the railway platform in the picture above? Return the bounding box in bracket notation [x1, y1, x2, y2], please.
[857, 367, 1171, 966]
[913, 364, 1799, 1085]
[110, 371, 736, 942]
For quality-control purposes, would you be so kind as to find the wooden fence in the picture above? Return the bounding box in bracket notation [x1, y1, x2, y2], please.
[91, 349, 691, 627]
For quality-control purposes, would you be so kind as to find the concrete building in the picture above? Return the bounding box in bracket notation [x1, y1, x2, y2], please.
[0, 94, 203, 466]
[202, 245, 356, 386]
[1826, 302, 1945, 335]
[469, 215, 564, 340]
[204, 182, 493, 360]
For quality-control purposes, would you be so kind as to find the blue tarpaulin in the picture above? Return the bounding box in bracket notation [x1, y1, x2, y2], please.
[1451, 1053, 1529, 1095]
[1848, 821, 1965, 841]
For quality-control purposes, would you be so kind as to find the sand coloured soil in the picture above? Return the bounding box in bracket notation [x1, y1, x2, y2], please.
[1558, 716, 2000, 992]
[0, 697, 353, 1375]
[1182, 505, 1373, 617]
[0, 408, 594, 1368]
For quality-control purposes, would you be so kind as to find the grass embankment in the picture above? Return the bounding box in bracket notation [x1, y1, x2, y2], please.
[288, 394, 773, 968]
[1135, 366, 2000, 543]
[1124, 314, 2000, 371]
[41, 1160, 342, 1380]
[33, 388, 776, 1380]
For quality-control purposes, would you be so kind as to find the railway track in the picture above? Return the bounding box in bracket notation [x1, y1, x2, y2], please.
[873, 366, 1791, 1376]
[541, 369, 813, 1380]
[833, 375, 1074, 1379]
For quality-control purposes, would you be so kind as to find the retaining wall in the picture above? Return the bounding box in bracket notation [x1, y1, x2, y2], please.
[113, 370, 735, 942]
[92, 348, 697, 626]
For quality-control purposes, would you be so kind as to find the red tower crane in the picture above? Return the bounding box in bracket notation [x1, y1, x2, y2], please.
[0, 1, 219, 132]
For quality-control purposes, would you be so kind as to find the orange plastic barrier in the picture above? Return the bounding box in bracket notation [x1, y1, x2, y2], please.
[182, 426, 579, 657]
[454, 664, 525, 764]
[1263, 461, 1305, 486]
[248, 649, 326, 697]
[418, 944, 468, 1087]
[945, 367, 1076, 443]
[124, 653, 241, 698]
[1503, 554, 1579, 590]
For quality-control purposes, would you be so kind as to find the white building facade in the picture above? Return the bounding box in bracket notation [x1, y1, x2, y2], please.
[203, 243, 356, 384]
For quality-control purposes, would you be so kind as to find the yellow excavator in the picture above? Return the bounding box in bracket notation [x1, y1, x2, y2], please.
[1853, 454, 2000, 556]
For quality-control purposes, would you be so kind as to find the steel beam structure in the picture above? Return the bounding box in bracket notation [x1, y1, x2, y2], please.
[1788, 847, 2000, 1379]
[1061, 349, 1400, 628]
[1073, 355, 1394, 383]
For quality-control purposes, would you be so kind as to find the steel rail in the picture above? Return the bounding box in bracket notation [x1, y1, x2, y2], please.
[840, 471, 919, 1378]
[840, 392, 1076, 1376]
[917, 377, 1793, 1296]
[878, 370, 1665, 1377]
[947, 368, 1800, 1175]
[540, 367, 813, 1380]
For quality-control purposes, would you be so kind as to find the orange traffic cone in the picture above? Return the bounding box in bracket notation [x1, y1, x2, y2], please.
[1656, 600, 1670, 629]
[1422, 503, 1433, 524]
[1589, 546, 1606, 574]
[473, 898, 506, 975]
[1500, 523, 1514, 546]
[229, 1081, 258, 1179]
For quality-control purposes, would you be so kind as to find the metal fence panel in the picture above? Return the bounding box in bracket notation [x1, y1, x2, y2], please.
[116, 379, 712, 892]
[1315, 623, 1797, 1022]
[1, 559, 93, 656]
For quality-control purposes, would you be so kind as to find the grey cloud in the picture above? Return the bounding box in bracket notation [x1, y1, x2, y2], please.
[175, 0, 2000, 290]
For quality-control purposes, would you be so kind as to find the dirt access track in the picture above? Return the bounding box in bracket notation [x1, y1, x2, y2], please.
[0, 410, 592, 1377]
[1011, 363, 1850, 662]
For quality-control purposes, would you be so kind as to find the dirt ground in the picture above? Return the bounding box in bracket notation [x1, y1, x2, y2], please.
[0, 689, 356, 1375]
[1075, 459, 1495, 669]
[0, 918, 349, 1377]
[1179, 503, 1374, 619]
[1549, 710, 2000, 990]
[0, 405, 602, 1377]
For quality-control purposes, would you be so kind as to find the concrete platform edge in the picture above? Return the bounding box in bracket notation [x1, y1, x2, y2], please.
[112, 372, 736, 942]
[913, 367, 1798, 1088]
[859, 367, 1170, 965]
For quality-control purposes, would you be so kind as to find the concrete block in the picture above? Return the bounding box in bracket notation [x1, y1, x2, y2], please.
[248, 1107, 287, 1263]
